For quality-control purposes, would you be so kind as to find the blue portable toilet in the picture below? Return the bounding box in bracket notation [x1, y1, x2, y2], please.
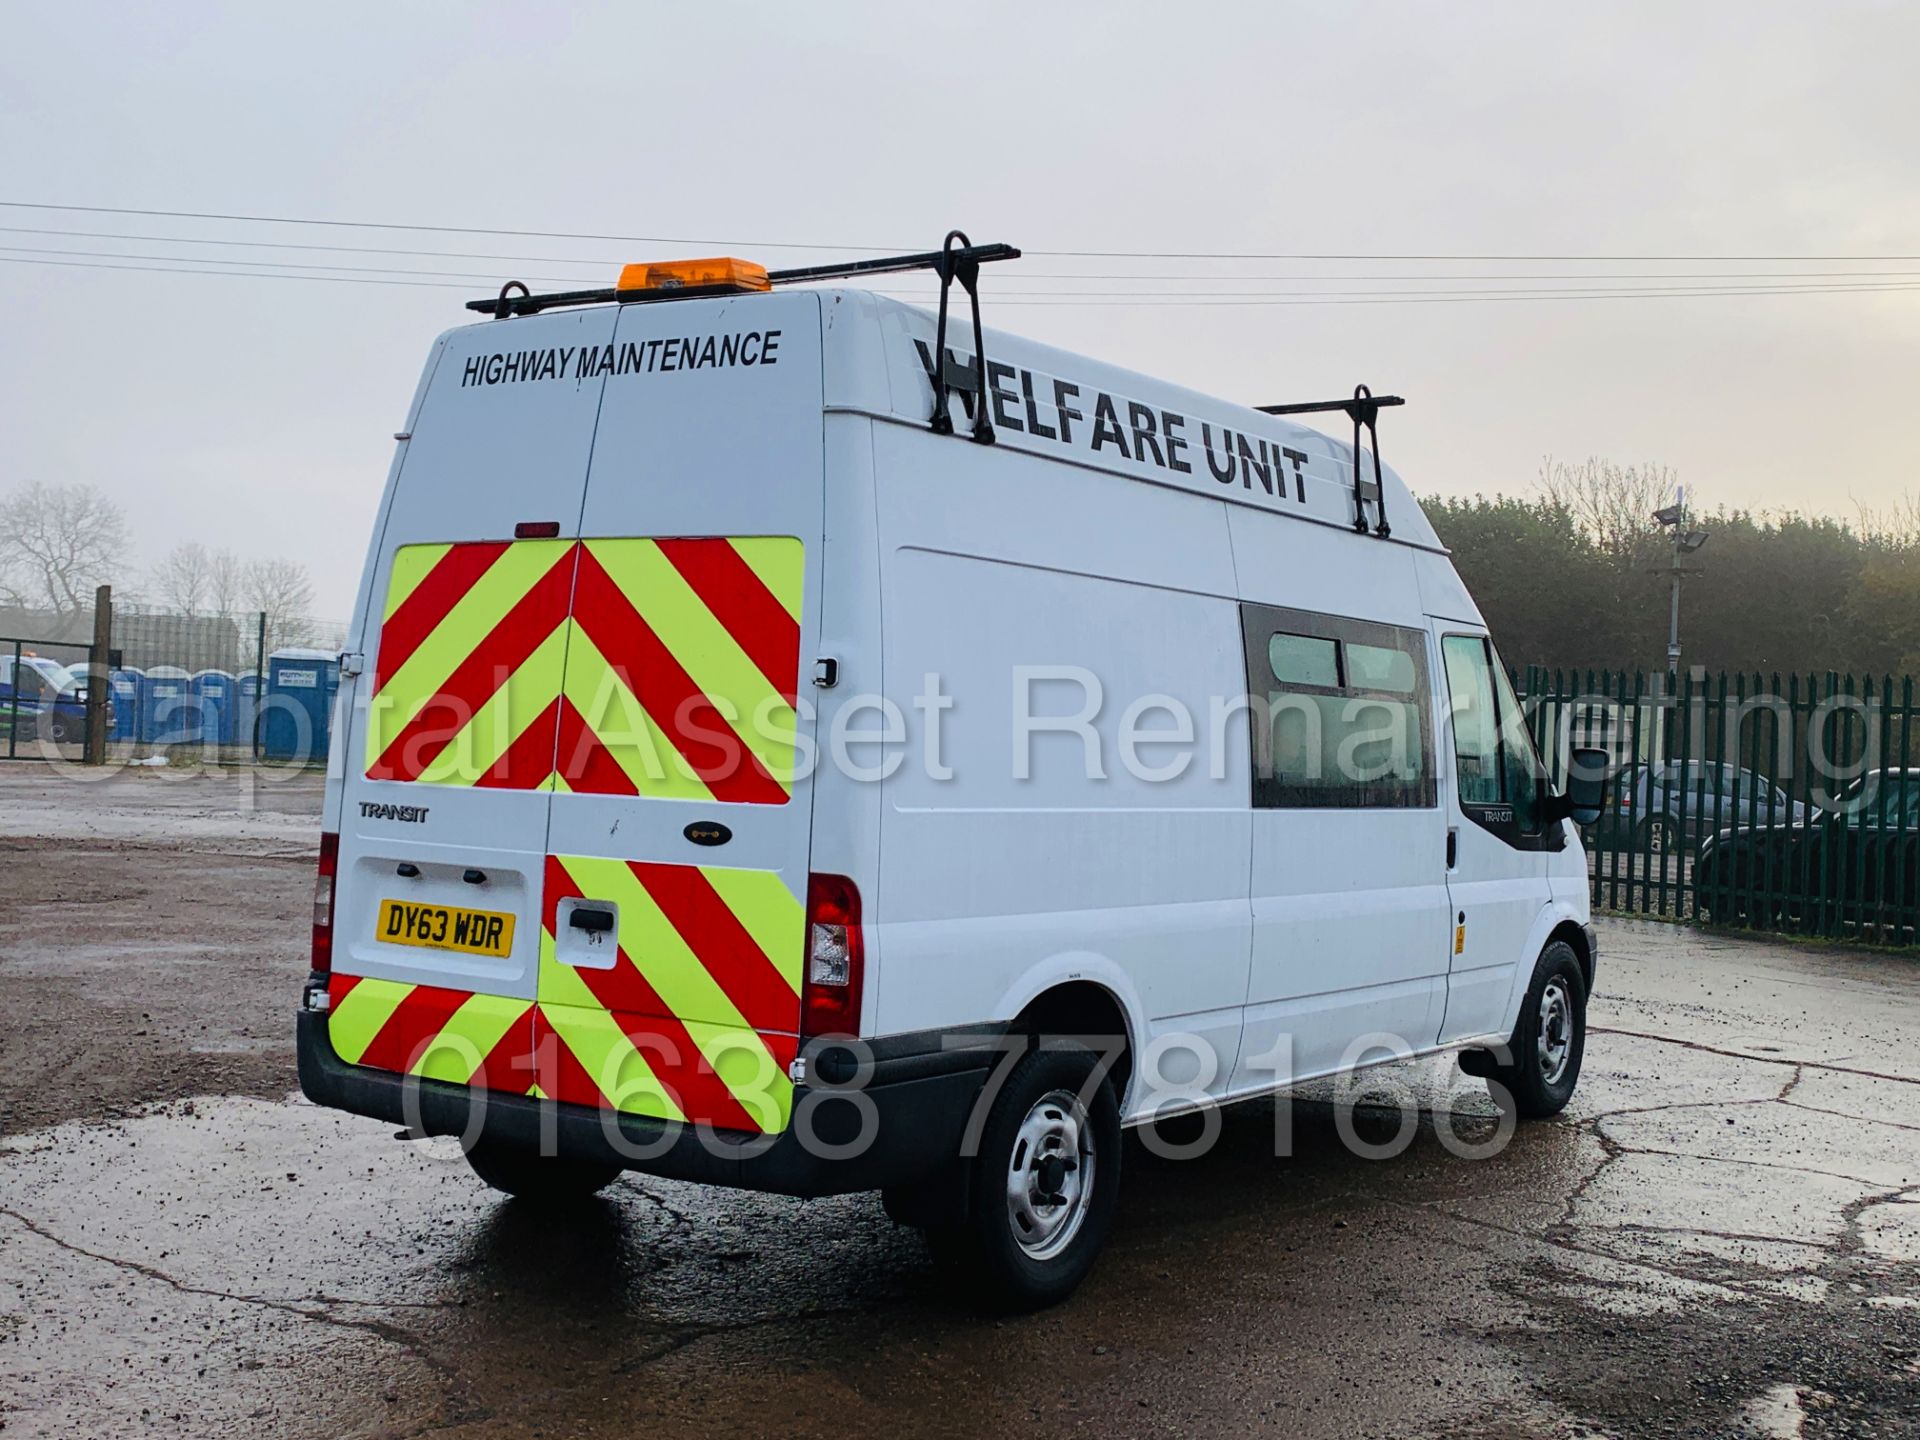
[261, 648, 340, 762]
[236, 672, 263, 753]
[139, 666, 196, 744]
[192, 669, 239, 746]
[109, 667, 142, 742]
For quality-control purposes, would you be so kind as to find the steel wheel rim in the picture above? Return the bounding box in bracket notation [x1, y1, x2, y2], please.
[1006, 1088, 1096, 1261]
[1537, 978, 1574, 1086]
[1646, 821, 1666, 854]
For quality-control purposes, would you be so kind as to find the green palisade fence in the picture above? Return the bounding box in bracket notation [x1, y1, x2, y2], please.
[1520, 668, 1919, 947]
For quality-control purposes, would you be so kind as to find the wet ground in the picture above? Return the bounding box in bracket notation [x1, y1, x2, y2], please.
[1, 763, 1916, 1438]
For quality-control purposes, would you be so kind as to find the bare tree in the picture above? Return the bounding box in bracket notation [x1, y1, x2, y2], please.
[1856, 493, 1920, 548]
[1537, 456, 1683, 560]
[0, 482, 130, 615]
[151, 542, 214, 615]
[246, 557, 317, 655]
[208, 548, 247, 619]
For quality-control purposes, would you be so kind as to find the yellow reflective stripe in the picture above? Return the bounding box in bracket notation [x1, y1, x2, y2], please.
[685, 1016, 792, 1132]
[383, 543, 453, 621]
[731, 536, 803, 622]
[701, 867, 804, 994]
[366, 538, 572, 764]
[328, 977, 413, 1064]
[559, 620, 714, 801]
[555, 855, 754, 1035]
[589, 539, 795, 789]
[412, 622, 568, 786]
[535, 972, 687, 1123]
[409, 993, 527, 1085]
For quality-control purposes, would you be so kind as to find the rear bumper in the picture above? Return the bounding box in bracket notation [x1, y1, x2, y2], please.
[296, 1005, 1004, 1198]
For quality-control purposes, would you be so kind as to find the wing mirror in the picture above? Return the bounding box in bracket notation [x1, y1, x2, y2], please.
[1544, 745, 1610, 827]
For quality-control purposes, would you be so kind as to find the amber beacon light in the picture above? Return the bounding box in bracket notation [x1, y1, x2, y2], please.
[615, 257, 771, 296]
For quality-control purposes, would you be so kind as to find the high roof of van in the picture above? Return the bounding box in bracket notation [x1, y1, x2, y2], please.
[810, 288, 1441, 553]
[442, 286, 1442, 553]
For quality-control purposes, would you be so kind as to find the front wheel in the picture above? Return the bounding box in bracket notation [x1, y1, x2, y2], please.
[463, 1138, 622, 1203]
[926, 1042, 1122, 1310]
[1487, 941, 1587, 1119]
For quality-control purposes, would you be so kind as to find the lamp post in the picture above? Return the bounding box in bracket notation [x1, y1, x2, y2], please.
[1652, 486, 1708, 673]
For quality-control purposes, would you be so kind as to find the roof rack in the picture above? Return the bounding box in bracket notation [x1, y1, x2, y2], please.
[1256, 386, 1404, 538]
[463, 237, 1020, 318]
[463, 228, 1021, 445]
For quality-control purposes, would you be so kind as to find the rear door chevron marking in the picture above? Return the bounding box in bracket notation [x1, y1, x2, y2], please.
[654, 538, 802, 704]
[364, 534, 803, 797]
[536, 853, 803, 1133]
[563, 537, 801, 803]
[376, 540, 509, 687]
[366, 538, 576, 784]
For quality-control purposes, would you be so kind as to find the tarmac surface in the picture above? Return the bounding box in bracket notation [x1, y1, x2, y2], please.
[1, 763, 1916, 1438]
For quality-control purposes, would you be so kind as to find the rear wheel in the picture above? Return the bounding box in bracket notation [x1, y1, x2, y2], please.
[1639, 815, 1672, 856]
[924, 1043, 1122, 1310]
[1486, 942, 1587, 1120]
[463, 1138, 622, 1203]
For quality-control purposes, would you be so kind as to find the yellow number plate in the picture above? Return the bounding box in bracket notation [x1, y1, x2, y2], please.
[376, 899, 516, 958]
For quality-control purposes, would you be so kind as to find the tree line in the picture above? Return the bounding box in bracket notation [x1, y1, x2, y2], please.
[1424, 458, 1920, 681]
[0, 480, 321, 650]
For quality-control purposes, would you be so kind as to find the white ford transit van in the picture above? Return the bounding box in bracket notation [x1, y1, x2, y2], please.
[299, 239, 1604, 1307]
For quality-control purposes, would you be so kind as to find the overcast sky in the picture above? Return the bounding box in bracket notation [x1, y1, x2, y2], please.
[3, 2, 1916, 618]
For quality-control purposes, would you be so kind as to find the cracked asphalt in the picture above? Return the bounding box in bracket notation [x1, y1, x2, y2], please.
[1, 765, 1917, 1438]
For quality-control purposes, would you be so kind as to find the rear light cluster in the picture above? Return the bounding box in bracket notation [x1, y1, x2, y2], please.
[800, 873, 863, 1039]
[312, 832, 339, 974]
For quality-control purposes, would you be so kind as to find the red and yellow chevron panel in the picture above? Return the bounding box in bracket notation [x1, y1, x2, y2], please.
[364, 536, 802, 800]
[536, 854, 802, 1134]
[326, 972, 533, 1090]
[326, 855, 804, 1136]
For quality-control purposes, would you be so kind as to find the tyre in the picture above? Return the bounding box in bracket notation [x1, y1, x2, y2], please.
[932, 1042, 1122, 1310]
[463, 1138, 622, 1203]
[1486, 941, 1587, 1120]
[1639, 815, 1672, 856]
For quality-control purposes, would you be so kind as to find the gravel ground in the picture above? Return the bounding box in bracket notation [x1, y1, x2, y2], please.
[0, 762, 1915, 1438]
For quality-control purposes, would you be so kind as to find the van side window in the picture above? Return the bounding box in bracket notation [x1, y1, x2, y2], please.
[1441, 634, 1545, 837]
[1242, 605, 1435, 810]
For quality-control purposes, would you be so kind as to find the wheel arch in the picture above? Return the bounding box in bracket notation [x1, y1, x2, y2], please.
[1547, 917, 1594, 997]
[998, 961, 1141, 1113]
[1496, 903, 1592, 1037]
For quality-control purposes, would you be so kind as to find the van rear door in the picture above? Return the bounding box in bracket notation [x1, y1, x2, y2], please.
[538, 292, 822, 1135]
[327, 308, 615, 1097]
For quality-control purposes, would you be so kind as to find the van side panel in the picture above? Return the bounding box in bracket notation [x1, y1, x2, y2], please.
[871, 422, 1252, 1106]
[1226, 505, 1452, 1086]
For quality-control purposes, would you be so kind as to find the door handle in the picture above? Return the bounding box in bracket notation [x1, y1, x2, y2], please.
[569, 907, 615, 934]
[1446, 827, 1458, 869]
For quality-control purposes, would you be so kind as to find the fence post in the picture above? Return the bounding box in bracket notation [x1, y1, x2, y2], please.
[84, 584, 113, 765]
[6, 639, 19, 761]
[253, 611, 268, 759]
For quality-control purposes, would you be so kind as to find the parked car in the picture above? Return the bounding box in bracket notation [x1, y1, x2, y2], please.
[1609, 760, 1807, 854]
[0, 655, 98, 746]
[1695, 768, 1920, 932]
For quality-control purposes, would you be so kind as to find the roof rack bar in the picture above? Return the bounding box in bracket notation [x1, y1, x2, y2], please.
[464, 238, 1021, 317]
[769, 242, 1019, 286]
[1256, 388, 1403, 538]
[1254, 394, 1405, 417]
